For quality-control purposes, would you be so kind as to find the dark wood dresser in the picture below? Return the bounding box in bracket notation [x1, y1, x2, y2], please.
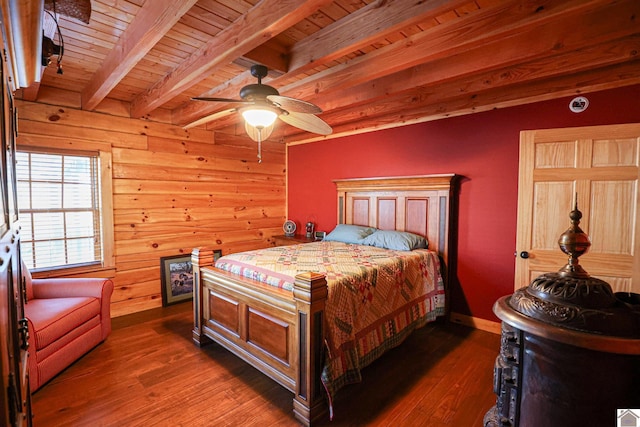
[0, 44, 32, 425]
[484, 207, 640, 427]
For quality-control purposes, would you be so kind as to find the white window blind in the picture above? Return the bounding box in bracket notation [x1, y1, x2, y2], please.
[16, 149, 103, 271]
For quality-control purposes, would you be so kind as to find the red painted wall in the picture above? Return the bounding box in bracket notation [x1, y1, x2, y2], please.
[287, 85, 640, 321]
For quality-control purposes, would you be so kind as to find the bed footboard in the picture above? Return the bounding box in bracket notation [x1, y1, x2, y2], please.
[191, 247, 328, 426]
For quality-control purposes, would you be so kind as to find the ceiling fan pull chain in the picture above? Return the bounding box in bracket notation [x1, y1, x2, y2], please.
[257, 130, 262, 163]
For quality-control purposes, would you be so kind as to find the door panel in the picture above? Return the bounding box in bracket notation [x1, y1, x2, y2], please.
[515, 123, 640, 293]
[531, 181, 574, 250]
[589, 180, 635, 254]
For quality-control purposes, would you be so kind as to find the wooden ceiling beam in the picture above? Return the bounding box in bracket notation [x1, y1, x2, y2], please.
[15, 9, 60, 101]
[131, 0, 334, 118]
[242, 40, 289, 74]
[81, 0, 197, 111]
[285, 61, 640, 144]
[255, 0, 639, 137]
[286, 0, 471, 74]
[175, 0, 613, 128]
[279, 0, 629, 104]
[172, 0, 472, 126]
[314, 34, 640, 117]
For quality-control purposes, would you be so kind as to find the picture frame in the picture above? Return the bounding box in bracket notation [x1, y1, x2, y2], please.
[161, 251, 221, 306]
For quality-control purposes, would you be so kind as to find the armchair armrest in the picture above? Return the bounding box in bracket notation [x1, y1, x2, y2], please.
[31, 277, 114, 300]
[30, 277, 114, 341]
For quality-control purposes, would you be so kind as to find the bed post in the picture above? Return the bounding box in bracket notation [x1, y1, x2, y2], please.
[292, 272, 328, 426]
[191, 247, 215, 347]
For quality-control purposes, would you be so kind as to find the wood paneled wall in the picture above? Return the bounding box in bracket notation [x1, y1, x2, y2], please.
[15, 92, 286, 317]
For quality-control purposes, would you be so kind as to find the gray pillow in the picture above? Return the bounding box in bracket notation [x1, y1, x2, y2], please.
[361, 230, 428, 251]
[324, 224, 377, 244]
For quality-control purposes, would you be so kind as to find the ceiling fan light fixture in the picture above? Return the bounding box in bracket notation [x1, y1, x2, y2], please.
[241, 106, 278, 128]
[192, 65, 332, 138]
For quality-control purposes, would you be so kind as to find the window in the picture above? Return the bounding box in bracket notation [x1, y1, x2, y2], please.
[16, 148, 113, 272]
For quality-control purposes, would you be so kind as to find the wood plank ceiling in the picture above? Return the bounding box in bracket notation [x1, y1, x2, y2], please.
[18, 0, 640, 144]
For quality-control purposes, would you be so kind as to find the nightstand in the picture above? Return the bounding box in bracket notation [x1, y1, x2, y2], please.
[273, 234, 315, 246]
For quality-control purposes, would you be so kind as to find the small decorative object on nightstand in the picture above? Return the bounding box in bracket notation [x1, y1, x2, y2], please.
[305, 221, 315, 238]
[283, 219, 296, 237]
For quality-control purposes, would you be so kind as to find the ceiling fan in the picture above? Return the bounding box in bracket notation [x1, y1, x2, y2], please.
[193, 65, 332, 162]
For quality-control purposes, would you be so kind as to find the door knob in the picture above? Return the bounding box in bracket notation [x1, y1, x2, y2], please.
[519, 251, 529, 259]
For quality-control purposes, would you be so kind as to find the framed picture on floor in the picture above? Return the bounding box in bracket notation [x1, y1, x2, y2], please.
[160, 251, 221, 306]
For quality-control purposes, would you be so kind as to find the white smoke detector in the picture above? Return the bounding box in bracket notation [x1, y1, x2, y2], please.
[569, 96, 589, 113]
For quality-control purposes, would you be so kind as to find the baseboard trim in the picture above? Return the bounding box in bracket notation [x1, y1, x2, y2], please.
[449, 312, 501, 335]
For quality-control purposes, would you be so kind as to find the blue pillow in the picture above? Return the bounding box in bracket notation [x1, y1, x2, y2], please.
[361, 230, 428, 251]
[324, 224, 377, 244]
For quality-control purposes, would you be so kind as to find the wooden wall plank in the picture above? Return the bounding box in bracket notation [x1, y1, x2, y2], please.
[113, 163, 285, 184]
[17, 100, 215, 142]
[18, 118, 148, 149]
[16, 101, 285, 317]
[113, 205, 284, 225]
[111, 147, 285, 174]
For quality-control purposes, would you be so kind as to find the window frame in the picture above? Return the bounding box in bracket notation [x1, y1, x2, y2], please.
[16, 145, 115, 277]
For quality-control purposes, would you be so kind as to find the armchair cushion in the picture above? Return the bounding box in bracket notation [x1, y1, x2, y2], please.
[26, 297, 101, 350]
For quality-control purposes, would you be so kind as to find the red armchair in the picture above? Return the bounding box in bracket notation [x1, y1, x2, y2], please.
[22, 262, 114, 391]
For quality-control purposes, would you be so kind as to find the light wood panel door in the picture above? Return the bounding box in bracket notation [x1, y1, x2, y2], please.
[515, 123, 640, 293]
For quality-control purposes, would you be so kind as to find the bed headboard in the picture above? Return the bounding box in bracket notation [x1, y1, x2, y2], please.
[334, 174, 457, 268]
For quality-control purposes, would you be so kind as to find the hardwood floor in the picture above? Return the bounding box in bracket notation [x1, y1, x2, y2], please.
[31, 303, 501, 426]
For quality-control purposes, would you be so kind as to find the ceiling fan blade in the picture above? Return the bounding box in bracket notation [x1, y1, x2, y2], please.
[183, 108, 237, 129]
[267, 95, 322, 114]
[192, 97, 250, 104]
[279, 112, 332, 135]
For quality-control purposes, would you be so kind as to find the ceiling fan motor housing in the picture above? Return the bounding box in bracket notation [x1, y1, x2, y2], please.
[240, 84, 279, 101]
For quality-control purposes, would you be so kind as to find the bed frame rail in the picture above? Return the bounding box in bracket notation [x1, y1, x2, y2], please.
[191, 247, 328, 426]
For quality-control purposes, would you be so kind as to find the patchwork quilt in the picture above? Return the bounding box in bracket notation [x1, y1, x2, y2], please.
[214, 241, 445, 408]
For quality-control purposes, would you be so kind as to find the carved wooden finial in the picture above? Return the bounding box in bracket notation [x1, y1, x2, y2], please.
[557, 195, 591, 278]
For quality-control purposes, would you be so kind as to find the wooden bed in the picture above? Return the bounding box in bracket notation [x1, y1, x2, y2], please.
[191, 174, 457, 426]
